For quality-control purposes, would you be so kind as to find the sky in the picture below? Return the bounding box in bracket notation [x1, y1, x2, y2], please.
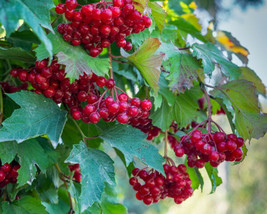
[218, 0, 267, 89]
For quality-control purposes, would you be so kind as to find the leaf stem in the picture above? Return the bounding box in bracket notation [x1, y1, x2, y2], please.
[203, 88, 212, 134]
[0, 85, 3, 124]
[55, 163, 73, 212]
[164, 130, 168, 158]
[71, 118, 88, 146]
[108, 46, 114, 79]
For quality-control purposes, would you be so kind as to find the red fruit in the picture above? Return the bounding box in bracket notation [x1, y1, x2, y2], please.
[210, 151, 219, 162]
[55, 4, 66, 14]
[101, 39, 111, 48]
[143, 16, 152, 28]
[136, 192, 143, 200]
[89, 47, 100, 57]
[72, 39, 81, 46]
[111, 7, 121, 17]
[41, 67, 52, 78]
[175, 148, 185, 157]
[118, 93, 128, 102]
[236, 137, 244, 147]
[35, 60, 47, 69]
[72, 111, 82, 120]
[139, 185, 150, 196]
[201, 144, 212, 155]
[100, 25, 111, 36]
[81, 5, 93, 16]
[65, 9, 75, 21]
[132, 168, 140, 176]
[101, 9, 112, 21]
[123, 4, 134, 15]
[74, 173, 82, 182]
[44, 87, 55, 98]
[1, 163, 11, 173]
[96, 76, 107, 87]
[140, 99, 152, 111]
[92, 8, 101, 20]
[127, 106, 139, 117]
[77, 91, 87, 102]
[105, 96, 114, 106]
[218, 142, 227, 152]
[226, 141, 237, 151]
[89, 112, 101, 123]
[195, 159, 205, 168]
[105, 79, 115, 88]
[143, 196, 153, 205]
[114, 17, 124, 26]
[113, 0, 124, 7]
[116, 39, 126, 47]
[119, 101, 129, 112]
[233, 148, 243, 159]
[117, 113, 129, 124]
[18, 70, 28, 82]
[66, 0, 77, 10]
[214, 132, 226, 143]
[83, 104, 96, 116]
[227, 134, 237, 142]
[131, 97, 141, 107]
[108, 102, 120, 114]
[10, 68, 19, 77]
[123, 41, 132, 51]
[129, 177, 138, 186]
[195, 140, 205, 150]
[99, 108, 109, 119]
[0, 170, 6, 182]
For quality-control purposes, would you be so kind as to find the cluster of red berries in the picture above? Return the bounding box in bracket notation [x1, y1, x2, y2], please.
[68, 164, 82, 182]
[0, 161, 20, 188]
[10, 58, 153, 125]
[55, 0, 152, 57]
[0, 82, 28, 94]
[168, 130, 244, 168]
[129, 164, 193, 205]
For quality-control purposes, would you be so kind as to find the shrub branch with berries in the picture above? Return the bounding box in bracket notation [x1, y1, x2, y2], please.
[0, 0, 266, 213]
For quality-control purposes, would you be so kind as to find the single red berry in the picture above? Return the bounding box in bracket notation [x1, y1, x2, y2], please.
[210, 151, 219, 162]
[113, 0, 124, 7]
[89, 112, 101, 123]
[131, 97, 141, 107]
[96, 76, 107, 87]
[99, 108, 109, 119]
[124, 41, 132, 51]
[127, 106, 139, 117]
[89, 47, 100, 57]
[190, 130, 202, 144]
[140, 99, 152, 111]
[108, 102, 120, 114]
[65, 9, 75, 21]
[123, 4, 134, 15]
[118, 93, 128, 102]
[143, 16, 152, 28]
[55, 4, 66, 14]
[41, 67, 52, 78]
[77, 91, 88, 102]
[18, 70, 28, 82]
[111, 7, 121, 17]
[10, 68, 19, 77]
[226, 141, 237, 151]
[116, 39, 126, 48]
[44, 87, 55, 98]
[129, 177, 138, 186]
[236, 137, 244, 147]
[1, 163, 11, 173]
[105, 79, 115, 88]
[117, 113, 129, 124]
[81, 5, 93, 16]
[83, 104, 96, 116]
[66, 0, 77, 10]
[0, 171, 6, 183]
[72, 111, 82, 120]
[214, 132, 226, 144]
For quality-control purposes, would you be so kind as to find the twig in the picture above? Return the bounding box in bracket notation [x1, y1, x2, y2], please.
[71, 118, 88, 146]
[55, 163, 73, 212]
[164, 130, 168, 157]
[203, 88, 212, 133]
[108, 46, 113, 79]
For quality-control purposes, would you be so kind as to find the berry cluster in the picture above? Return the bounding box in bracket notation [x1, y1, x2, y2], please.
[0, 82, 28, 94]
[0, 161, 20, 188]
[68, 164, 82, 182]
[55, 0, 152, 57]
[10, 58, 153, 126]
[129, 164, 193, 205]
[168, 130, 244, 168]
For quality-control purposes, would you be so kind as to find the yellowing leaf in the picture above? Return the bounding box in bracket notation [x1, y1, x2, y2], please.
[132, 0, 148, 13]
[189, 2, 197, 9]
[181, 13, 201, 31]
[216, 31, 249, 64]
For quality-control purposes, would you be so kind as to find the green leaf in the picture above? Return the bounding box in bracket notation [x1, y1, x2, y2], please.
[205, 163, 222, 194]
[42, 200, 69, 214]
[0, 0, 54, 58]
[169, 17, 208, 43]
[66, 142, 115, 212]
[147, 1, 167, 32]
[122, 37, 163, 94]
[35, 32, 110, 82]
[99, 124, 165, 175]
[239, 67, 266, 96]
[8, 30, 40, 51]
[0, 47, 35, 62]
[0, 139, 58, 187]
[210, 80, 267, 139]
[151, 85, 203, 130]
[2, 196, 48, 214]
[192, 43, 241, 79]
[185, 162, 204, 191]
[0, 91, 67, 147]
[158, 42, 201, 93]
[0, 141, 18, 163]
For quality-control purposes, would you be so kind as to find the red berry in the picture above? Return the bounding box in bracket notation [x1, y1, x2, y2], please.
[89, 112, 101, 123]
[99, 108, 109, 119]
[140, 99, 152, 111]
[124, 41, 132, 51]
[131, 97, 141, 107]
[65, 9, 75, 21]
[108, 102, 120, 114]
[66, 0, 77, 10]
[113, 0, 124, 7]
[129, 177, 138, 186]
[81, 5, 93, 16]
[1, 163, 11, 173]
[143, 16, 152, 28]
[127, 106, 139, 117]
[116, 39, 126, 47]
[55, 4, 66, 14]
[44, 87, 55, 98]
[18, 70, 28, 82]
[10, 68, 19, 77]
[83, 104, 96, 116]
[72, 111, 82, 120]
[89, 47, 100, 57]
[143, 196, 153, 205]
[226, 141, 237, 151]
[117, 113, 129, 124]
[236, 137, 244, 147]
[96, 76, 107, 87]
[0, 171, 6, 183]
[214, 132, 226, 143]
[118, 93, 128, 102]
[190, 130, 202, 143]
[210, 151, 219, 162]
